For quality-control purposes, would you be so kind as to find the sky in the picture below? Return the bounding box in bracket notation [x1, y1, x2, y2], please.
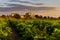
[0, 0, 60, 7]
[0, 0, 60, 17]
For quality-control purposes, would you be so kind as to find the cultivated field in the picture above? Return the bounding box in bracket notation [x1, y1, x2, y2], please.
[0, 18, 60, 40]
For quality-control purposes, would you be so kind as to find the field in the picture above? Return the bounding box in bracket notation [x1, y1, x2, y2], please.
[0, 18, 60, 40]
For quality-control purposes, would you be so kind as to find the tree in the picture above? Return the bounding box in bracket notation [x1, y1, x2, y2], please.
[13, 14, 20, 19]
[58, 17, 60, 19]
[47, 16, 50, 19]
[25, 13, 30, 17]
[1, 15, 6, 18]
[35, 15, 39, 18]
[44, 16, 47, 19]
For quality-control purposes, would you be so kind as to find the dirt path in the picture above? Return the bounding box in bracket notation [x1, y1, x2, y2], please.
[8, 20, 21, 40]
[9, 27, 21, 40]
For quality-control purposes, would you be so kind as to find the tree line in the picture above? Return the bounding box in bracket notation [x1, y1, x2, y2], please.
[0, 12, 60, 19]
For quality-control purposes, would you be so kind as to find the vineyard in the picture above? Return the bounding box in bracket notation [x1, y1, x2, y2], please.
[0, 18, 60, 40]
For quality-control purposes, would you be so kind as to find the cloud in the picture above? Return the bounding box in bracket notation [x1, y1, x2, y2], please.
[0, 3, 14, 8]
[19, 0, 41, 3]
[0, 3, 55, 12]
[0, 0, 59, 8]
[11, 0, 43, 5]
[0, 0, 44, 8]
[5, 2, 44, 7]
[0, 0, 55, 12]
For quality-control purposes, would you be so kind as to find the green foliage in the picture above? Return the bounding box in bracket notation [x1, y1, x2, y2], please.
[8, 19, 60, 40]
[0, 20, 11, 40]
[0, 19, 60, 40]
